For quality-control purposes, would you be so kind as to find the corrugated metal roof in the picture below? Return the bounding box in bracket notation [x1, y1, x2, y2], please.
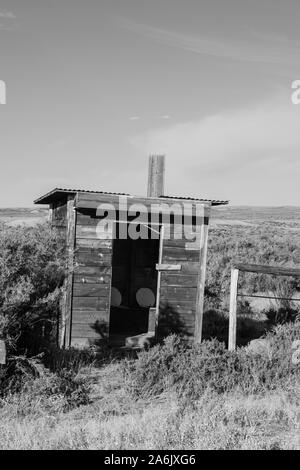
[161, 195, 229, 205]
[34, 188, 131, 205]
[34, 188, 228, 206]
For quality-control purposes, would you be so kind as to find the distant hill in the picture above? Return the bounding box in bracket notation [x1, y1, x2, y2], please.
[0, 205, 300, 229]
[0, 208, 48, 226]
[210, 205, 300, 229]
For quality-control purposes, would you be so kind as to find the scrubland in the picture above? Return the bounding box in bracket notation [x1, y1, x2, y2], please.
[0, 207, 299, 450]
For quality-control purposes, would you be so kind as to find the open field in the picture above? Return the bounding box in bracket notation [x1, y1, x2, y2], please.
[0, 208, 48, 226]
[1, 205, 300, 228]
[211, 206, 300, 231]
[1, 375, 299, 450]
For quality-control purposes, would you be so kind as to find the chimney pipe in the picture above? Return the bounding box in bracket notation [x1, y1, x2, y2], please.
[147, 154, 165, 197]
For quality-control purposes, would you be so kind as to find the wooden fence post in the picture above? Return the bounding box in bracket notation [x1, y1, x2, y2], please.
[155, 224, 165, 340]
[48, 203, 54, 224]
[60, 195, 76, 348]
[0, 339, 6, 365]
[228, 268, 239, 351]
[194, 212, 210, 344]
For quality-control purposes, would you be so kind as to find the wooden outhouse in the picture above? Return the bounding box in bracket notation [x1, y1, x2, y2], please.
[34, 156, 228, 348]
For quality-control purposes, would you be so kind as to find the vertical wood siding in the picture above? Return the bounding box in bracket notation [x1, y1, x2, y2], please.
[57, 201, 209, 347]
[71, 210, 112, 347]
[158, 224, 202, 339]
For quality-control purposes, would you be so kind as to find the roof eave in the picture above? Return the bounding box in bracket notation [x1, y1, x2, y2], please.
[34, 188, 229, 207]
[34, 188, 77, 205]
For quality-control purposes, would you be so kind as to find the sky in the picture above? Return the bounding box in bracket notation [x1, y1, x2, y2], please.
[0, 0, 300, 207]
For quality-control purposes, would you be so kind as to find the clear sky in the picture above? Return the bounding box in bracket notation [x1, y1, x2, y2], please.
[0, 0, 300, 207]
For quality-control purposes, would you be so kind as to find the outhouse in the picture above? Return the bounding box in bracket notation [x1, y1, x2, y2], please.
[34, 156, 228, 348]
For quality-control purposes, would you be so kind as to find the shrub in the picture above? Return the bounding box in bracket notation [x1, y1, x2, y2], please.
[43, 369, 91, 411]
[1, 367, 91, 416]
[0, 223, 65, 355]
[43, 346, 97, 374]
[124, 322, 300, 402]
[0, 355, 45, 397]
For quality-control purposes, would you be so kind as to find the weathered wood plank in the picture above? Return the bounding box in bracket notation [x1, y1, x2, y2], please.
[159, 299, 195, 309]
[52, 203, 67, 228]
[73, 282, 109, 297]
[53, 201, 67, 215]
[75, 238, 112, 249]
[76, 211, 101, 226]
[76, 211, 208, 229]
[71, 324, 108, 338]
[74, 265, 111, 276]
[72, 296, 109, 310]
[163, 237, 202, 247]
[76, 210, 128, 226]
[159, 309, 195, 320]
[61, 195, 76, 348]
[179, 262, 201, 274]
[72, 310, 108, 324]
[155, 225, 164, 337]
[162, 247, 199, 262]
[160, 287, 197, 301]
[161, 274, 198, 287]
[74, 260, 198, 276]
[76, 225, 112, 239]
[228, 268, 239, 351]
[75, 251, 112, 266]
[233, 263, 300, 277]
[49, 203, 54, 224]
[73, 274, 111, 284]
[76, 223, 205, 242]
[156, 263, 182, 271]
[148, 308, 156, 333]
[0, 340, 6, 365]
[194, 217, 210, 344]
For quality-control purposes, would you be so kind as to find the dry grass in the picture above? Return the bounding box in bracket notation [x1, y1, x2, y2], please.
[0, 360, 299, 450]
